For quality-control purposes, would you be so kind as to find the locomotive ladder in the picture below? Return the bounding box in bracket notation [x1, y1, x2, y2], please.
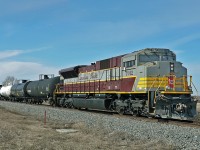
[147, 78, 157, 113]
[148, 76, 166, 113]
[148, 91, 156, 113]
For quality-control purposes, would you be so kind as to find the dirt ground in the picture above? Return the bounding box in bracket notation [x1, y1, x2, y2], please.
[0, 106, 192, 150]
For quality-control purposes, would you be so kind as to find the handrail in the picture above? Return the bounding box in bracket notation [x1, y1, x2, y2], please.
[191, 81, 199, 96]
[155, 75, 166, 93]
[147, 77, 157, 108]
[148, 77, 157, 92]
[99, 69, 106, 80]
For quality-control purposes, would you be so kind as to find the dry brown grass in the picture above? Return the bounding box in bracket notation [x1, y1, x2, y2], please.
[0, 107, 175, 150]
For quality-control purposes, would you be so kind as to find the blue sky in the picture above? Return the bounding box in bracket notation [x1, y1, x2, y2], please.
[0, 0, 200, 95]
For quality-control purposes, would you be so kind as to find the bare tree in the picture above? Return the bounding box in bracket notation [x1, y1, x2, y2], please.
[2, 76, 18, 86]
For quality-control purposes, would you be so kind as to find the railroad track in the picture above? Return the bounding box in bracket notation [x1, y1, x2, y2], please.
[42, 102, 200, 128]
[1, 100, 200, 128]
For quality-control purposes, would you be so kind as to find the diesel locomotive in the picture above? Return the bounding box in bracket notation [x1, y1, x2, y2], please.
[0, 48, 197, 120]
[55, 48, 197, 120]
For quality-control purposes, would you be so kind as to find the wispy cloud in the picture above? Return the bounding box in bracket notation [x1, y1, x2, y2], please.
[0, 50, 23, 60]
[168, 34, 200, 48]
[26, 46, 53, 53]
[0, 47, 51, 60]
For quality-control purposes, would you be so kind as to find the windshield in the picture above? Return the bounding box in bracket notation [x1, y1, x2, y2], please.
[139, 54, 159, 62]
[139, 52, 176, 64]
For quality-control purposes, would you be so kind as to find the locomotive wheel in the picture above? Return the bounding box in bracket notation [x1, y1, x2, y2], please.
[68, 102, 73, 108]
[39, 100, 43, 105]
[49, 100, 56, 107]
[116, 106, 125, 115]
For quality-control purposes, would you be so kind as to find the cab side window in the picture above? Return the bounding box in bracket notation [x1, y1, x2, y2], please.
[123, 60, 135, 68]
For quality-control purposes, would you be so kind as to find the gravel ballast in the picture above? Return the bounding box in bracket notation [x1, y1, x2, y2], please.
[0, 101, 199, 149]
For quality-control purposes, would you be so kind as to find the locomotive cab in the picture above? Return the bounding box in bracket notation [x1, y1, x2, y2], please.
[54, 48, 197, 120]
[125, 48, 197, 120]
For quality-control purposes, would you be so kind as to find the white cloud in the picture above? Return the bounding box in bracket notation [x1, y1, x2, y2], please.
[0, 50, 23, 60]
[0, 48, 59, 83]
[0, 61, 59, 83]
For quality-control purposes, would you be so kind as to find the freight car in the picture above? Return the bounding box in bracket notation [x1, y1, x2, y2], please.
[0, 75, 60, 104]
[10, 80, 30, 102]
[0, 84, 12, 100]
[53, 48, 197, 120]
[0, 85, 3, 99]
[25, 75, 60, 104]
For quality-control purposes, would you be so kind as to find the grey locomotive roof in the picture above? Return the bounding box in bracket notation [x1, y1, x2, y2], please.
[132, 48, 175, 55]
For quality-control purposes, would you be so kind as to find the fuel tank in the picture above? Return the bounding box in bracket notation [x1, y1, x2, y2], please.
[0, 85, 12, 98]
[72, 98, 112, 110]
[26, 76, 60, 98]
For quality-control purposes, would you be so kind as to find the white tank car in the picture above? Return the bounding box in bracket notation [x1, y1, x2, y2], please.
[0, 85, 12, 98]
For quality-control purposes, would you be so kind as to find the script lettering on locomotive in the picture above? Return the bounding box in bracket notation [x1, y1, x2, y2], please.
[78, 74, 89, 81]
[90, 72, 98, 80]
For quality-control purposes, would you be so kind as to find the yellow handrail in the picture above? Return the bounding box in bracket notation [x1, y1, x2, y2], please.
[191, 81, 199, 96]
[148, 77, 157, 92]
[155, 75, 167, 93]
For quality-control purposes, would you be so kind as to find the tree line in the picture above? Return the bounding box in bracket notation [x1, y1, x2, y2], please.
[2, 76, 18, 86]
